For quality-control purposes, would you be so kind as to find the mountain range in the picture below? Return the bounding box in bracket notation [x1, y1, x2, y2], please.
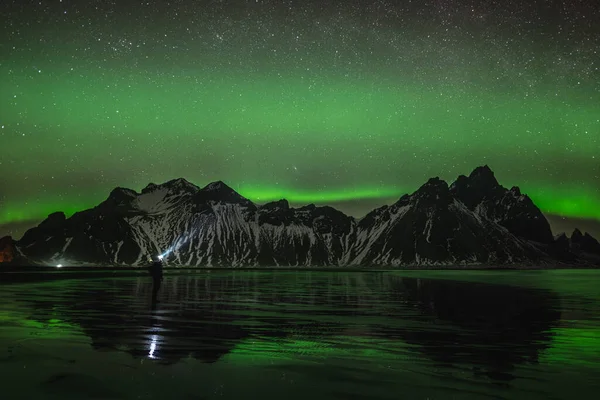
[1, 166, 599, 267]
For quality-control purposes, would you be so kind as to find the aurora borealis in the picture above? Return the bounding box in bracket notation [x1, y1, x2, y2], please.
[1, 0, 599, 239]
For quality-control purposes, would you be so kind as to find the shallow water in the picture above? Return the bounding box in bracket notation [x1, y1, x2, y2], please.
[1, 270, 599, 399]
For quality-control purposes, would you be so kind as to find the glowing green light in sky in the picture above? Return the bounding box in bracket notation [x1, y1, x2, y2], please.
[1, 18, 599, 238]
[1, 182, 599, 230]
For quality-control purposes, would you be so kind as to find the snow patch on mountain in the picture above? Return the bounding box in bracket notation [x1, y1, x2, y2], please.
[12, 170, 599, 268]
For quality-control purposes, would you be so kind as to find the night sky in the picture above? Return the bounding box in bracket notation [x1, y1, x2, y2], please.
[1, 0, 599, 239]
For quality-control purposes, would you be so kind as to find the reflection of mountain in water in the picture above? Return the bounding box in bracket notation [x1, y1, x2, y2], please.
[24, 276, 253, 364]
[85, 277, 256, 364]
[23, 273, 560, 378]
[396, 278, 561, 380]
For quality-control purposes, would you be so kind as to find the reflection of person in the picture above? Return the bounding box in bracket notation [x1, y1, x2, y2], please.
[148, 255, 164, 306]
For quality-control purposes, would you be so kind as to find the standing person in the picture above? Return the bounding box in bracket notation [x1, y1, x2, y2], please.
[148, 255, 164, 305]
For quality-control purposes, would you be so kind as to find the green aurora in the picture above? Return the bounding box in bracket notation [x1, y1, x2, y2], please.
[1, 181, 600, 228]
[1, 0, 599, 238]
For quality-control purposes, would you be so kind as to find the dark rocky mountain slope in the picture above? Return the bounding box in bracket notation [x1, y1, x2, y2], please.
[5, 167, 599, 267]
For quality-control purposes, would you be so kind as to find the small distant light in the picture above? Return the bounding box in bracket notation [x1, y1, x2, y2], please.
[158, 255, 163, 260]
[56, 264, 63, 268]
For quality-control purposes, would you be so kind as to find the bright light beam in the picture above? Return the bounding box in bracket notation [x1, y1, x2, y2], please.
[158, 234, 192, 260]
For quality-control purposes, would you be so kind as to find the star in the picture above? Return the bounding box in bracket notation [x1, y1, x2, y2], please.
[0, 0, 598, 240]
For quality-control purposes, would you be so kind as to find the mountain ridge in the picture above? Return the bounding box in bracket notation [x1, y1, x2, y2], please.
[2, 166, 599, 268]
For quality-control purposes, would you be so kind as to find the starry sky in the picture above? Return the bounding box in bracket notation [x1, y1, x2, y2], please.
[1, 0, 599, 239]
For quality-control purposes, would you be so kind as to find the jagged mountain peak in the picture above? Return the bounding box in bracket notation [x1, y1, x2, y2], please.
[44, 211, 66, 224]
[450, 174, 468, 189]
[507, 186, 532, 204]
[196, 180, 253, 206]
[110, 187, 138, 198]
[164, 178, 199, 190]
[509, 186, 522, 196]
[105, 187, 139, 206]
[449, 166, 553, 244]
[141, 178, 199, 195]
[299, 203, 351, 218]
[261, 199, 290, 210]
[298, 204, 317, 211]
[201, 180, 232, 192]
[419, 177, 448, 190]
[141, 182, 158, 193]
[470, 164, 493, 175]
[410, 177, 452, 206]
[450, 166, 501, 197]
[572, 229, 598, 242]
[469, 165, 499, 186]
[570, 229, 600, 255]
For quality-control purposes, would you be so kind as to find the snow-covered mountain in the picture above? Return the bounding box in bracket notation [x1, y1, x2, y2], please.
[348, 177, 545, 266]
[5, 167, 600, 267]
[450, 165, 554, 244]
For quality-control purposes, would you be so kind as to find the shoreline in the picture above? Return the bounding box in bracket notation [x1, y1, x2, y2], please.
[1, 264, 597, 284]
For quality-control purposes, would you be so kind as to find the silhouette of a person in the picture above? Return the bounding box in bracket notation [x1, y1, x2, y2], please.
[148, 256, 164, 306]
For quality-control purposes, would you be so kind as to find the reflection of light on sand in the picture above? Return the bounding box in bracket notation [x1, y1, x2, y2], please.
[148, 335, 158, 358]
